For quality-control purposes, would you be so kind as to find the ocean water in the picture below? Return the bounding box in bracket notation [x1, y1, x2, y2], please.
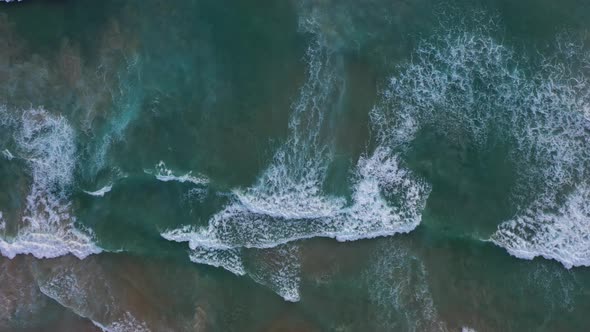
[1, 0, 590, 331]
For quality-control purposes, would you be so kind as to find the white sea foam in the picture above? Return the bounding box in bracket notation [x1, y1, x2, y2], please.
[145, 160, 208, 185]
[163, 98, 427, 253]
[370, 22, 515, 151]
[371, 16, 590, 269]
[492, 185, 590, 268]
[0, 108, 101, 259]
[188, 247, 246, 276]
[162, 121, 428, 262]
[161, 9, 429, 302]
[1, 149, 13, 160]
[0, 228, 101, 259]
[83, 184, 113, 197]
[247, 245, 301, 302]
[90, 313, 150, 332]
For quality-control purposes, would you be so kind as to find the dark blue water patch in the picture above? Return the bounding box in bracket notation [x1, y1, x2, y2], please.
[322, 155, 354, 200]
[0, 0, 121, 58]
[71, 0, 309, 188]
[410, 225, 590, 331]
[404, 123, 519, 237]
[492, 0, 590, 41]
[0, 156, 29, 230]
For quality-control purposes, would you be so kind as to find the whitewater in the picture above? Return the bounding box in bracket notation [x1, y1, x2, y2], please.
[161, 12, 590, 305]
[0, 107, 102, 260]
[371, 16, 590, 269]
[161, 5, 431, 301]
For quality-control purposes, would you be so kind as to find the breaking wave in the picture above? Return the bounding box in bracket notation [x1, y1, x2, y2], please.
[493, 185, 590, 268]
[0, 108, 101, 259]
[371, 15, 590, 268]
[162, 5, 430, 301]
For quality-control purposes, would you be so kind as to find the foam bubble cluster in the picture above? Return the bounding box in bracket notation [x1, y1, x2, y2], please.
[372, 16, 590, 268]
[493, 185, 590, 268]
[0, 108, 101, 259]
[145, 161, 209, 186]
[246, 244, 301, 302]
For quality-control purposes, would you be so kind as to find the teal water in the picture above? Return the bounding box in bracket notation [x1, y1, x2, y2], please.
[1, 0, 590, 331]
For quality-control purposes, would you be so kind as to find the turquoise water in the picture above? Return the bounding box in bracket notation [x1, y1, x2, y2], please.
[1, 0, 590, 331]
